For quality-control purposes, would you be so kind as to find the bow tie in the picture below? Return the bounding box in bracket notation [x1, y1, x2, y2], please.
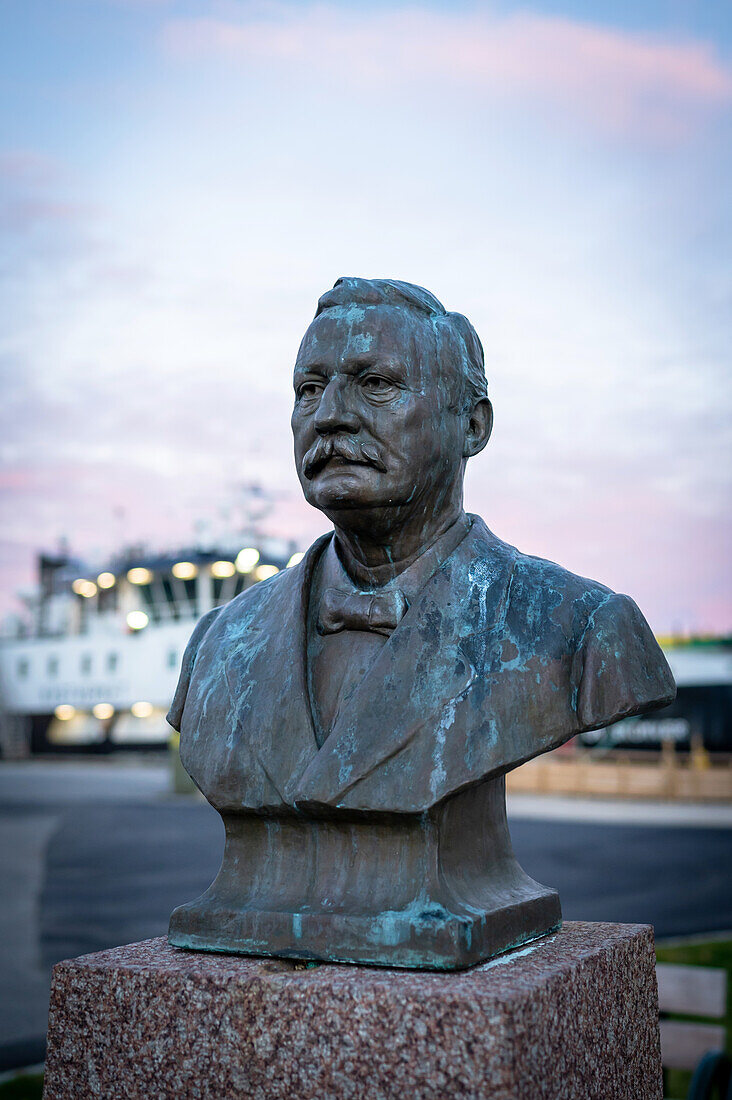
[318, 587, 408, 637]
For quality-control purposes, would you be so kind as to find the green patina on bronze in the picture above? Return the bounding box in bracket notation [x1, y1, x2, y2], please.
[168, 277, 675, 969]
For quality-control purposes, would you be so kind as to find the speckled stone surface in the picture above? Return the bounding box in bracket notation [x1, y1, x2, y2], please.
[43, 921, 661, 1100]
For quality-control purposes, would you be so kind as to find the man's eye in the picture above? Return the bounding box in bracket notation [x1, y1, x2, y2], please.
[361, 375, 393, 394]
[298, 381, 324, 400]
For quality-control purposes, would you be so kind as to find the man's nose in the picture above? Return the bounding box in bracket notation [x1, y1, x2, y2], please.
[313, 377, 360, 435]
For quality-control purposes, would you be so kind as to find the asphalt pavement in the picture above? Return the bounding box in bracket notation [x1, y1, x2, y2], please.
[1, 758, 731, 1071]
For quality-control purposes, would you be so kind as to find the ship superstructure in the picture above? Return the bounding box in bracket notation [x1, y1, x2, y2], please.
[0, 535, 303, 756]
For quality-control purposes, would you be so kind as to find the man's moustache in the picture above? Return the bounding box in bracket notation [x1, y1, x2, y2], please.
[302, 435, 387, 480]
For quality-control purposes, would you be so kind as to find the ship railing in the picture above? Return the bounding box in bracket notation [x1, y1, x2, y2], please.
[132, 597, 202, 626]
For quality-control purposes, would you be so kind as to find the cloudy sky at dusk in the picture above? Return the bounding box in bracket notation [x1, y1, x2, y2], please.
[1, 0, 730, 634]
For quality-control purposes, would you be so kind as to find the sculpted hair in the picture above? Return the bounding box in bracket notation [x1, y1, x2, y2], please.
[315, 277, 489, 412]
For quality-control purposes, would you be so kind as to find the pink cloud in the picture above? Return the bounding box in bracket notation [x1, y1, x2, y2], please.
[0, 149, 60, 184]
[0, 147, 99, 240]
[0, 199, 96, 232]
[161, 7, 732, 142]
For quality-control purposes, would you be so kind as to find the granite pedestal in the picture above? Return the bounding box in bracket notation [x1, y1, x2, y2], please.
[43, 922, 662, 1100]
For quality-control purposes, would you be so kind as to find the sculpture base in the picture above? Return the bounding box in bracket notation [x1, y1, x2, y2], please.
[43, 922, 662, 1100]
[169, 889, 561, 970]
[169, 777, 562, 969]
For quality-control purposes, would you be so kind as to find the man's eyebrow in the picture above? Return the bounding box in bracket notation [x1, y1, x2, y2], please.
[350, 357, 404, 375]
[293, 363, 327, 377]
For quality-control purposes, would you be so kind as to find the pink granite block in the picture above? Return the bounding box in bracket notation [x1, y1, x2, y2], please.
[43, 921, 661, 1100]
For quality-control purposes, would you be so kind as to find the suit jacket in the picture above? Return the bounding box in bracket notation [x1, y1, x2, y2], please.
[168, 516, 675, 814]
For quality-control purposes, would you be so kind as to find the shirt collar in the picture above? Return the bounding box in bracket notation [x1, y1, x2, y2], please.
[323, 512, 472, 605]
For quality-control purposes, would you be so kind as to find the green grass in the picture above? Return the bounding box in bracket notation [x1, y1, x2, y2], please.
[655, 936, 732, 1099]
[0, 1073, 44, 1100]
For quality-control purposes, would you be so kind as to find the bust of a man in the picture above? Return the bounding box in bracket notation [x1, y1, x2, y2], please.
[168, 277, 675, 969]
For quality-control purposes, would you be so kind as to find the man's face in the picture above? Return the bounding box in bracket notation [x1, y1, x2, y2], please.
[291, 305, 465, 521]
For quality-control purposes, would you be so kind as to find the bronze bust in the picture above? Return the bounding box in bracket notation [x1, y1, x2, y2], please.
[168, 277, 675, 969]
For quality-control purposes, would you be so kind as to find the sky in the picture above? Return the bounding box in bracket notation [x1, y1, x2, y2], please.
[0, 0, 730, 634]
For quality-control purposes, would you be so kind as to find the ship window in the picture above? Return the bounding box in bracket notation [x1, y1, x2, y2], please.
[167, 649, 178, 669]
[107, 652, 119, 673]
[47, 656, 59, 677]
[80, 653, 92, 675]
[17, 658, 29, 679]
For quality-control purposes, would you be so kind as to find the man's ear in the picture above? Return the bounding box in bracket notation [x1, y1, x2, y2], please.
[463, 398, 493, 458]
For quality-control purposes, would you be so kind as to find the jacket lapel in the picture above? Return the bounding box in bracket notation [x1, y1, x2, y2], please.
[218, 535, 328, 805]
[293, 518, 516, 809]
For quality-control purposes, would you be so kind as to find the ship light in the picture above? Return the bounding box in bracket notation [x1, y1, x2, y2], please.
[72, 579, 97, 598]
[93, 703, 114, 720]
[172, 561, 197, 580]
[235, 548, 260, 574]
[127, 567, 153, 585]
[54, 704, 76, 721]
[286, 552, 305, 568]
[126, 610, 149, 631]
[254, 564, 279, 582]
[131, 701, 153, 718]
[97, 572, 116, 589]
[211, 560, 235, 579]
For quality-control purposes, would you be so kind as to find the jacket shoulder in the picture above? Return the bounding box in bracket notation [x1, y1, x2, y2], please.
[575, 590, 676, 730]
[166, 575, 284, 732]
[166, 541, 324, 731]
[511, 550, 612, 606]
[500, 546, 614, 649]
[491, 541, 676, 729]
[166, 606, 223, 731]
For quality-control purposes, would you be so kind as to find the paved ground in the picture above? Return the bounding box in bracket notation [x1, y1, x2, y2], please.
[508, 792, 732, 827]
[1, 758, 731, 1070]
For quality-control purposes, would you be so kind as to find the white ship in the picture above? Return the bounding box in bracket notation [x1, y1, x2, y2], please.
[0, 516, 304, 757]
